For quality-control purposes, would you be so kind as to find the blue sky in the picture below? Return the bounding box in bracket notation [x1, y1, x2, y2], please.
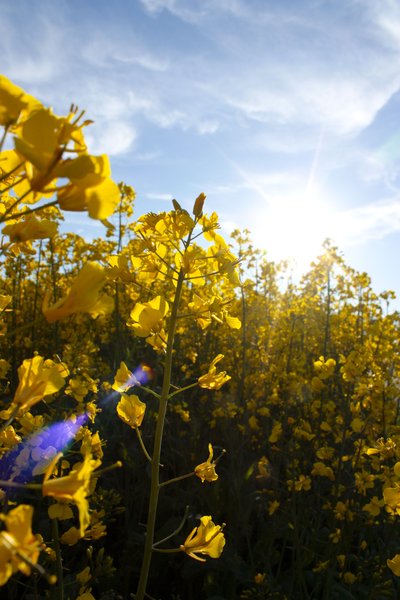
[2, 0, 400, 305]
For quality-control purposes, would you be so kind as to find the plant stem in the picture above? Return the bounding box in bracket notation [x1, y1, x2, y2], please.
[136, 428, 152, 463]
[153, 505, 189, 547]
[159, 472, 194, 488]
[0, 480, 41, 490]
[0, 125, 9, 152]
[135, 269, 185, 600]
[168, 382, 198, 399]
[51, 518, 64, 600]
[0, 199, 58, 223]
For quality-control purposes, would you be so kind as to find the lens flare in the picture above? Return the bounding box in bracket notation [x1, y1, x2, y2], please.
[0, 413, 88, 485]
[132, 363, 154, 386]
[0, 364, 154, 486]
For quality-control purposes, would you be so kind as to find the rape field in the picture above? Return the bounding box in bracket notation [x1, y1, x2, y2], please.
[1, 74, 400, 599]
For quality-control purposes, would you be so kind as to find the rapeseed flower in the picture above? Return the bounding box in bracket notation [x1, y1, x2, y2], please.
[0, 355, 68, 416]
[388, 554, 400, 576]
[2, 216, 57, 242]
[112, 361, 138, 393]
[0, 75, 41, 126]
[58, 176, 120, 220]
[383, 486, 400, 515]
[43, 261, 113, 322]
[42, 452, 101, 537]
[0, 505, 41, 585]
[198, 355, 230, 390]
[116, 393, 146, 429]
[180, 516, 225, 562]
[195, 444, 218, 483]
[128, 295, 169, 351]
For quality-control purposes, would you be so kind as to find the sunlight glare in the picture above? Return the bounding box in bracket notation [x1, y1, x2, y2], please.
[251, 187, 336, 273]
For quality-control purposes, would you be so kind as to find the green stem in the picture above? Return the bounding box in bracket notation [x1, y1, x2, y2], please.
[168, 382, 198, 399]
[159, 472, 194, 488]
[0, 125, 9, 152]
[0, 173, 27, 195]
[51, 518, 64, 600]
[92, 461, 123, 478]
[139, 386, 161, 401]
[0, 187, 33, 222]
[0, 480, 41, 490]
[153, 505, 189, 547]
[136, 428, 152, 463]
[0, 199, 58, 223]
[135, 269, 185, 600]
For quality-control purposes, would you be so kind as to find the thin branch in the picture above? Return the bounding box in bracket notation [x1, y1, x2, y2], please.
[153, 505, 190, 547]
[136, 429, 152, 463]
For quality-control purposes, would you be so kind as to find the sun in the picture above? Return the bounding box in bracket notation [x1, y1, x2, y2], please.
[249, 188, 336, 273]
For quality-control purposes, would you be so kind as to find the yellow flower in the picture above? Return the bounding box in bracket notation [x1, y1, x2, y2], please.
[112, 361, 138, 393]
[42, 452, 101, 536]
[0, 74, 41, 126]
[195, 443, 218, 483]
[76, 566, 91, 586]
[42, 261, 114, 322]
[329, 528, 341, 544]
[268, 500, 280, 515]
[0, 505, 41, 585]
[180, 516, 225, 562]
[107, 254, 135, 283]
[198, 354, 231, 390]
[0, 150, 27, 196]
[13, 107, 86, 188]
[383, 486, 400, 515]
[268, 421, 282, 444]
[362, 496, 384, 517]
[365, 437, 396, 458]
[128, 296, 169, 351]
[350, 417, 363, 433]
[55, 154, 111, 187]
[1, 355, 68, 415]
[48, 504, 74, 521]
[129, 295, 169, 338]
[313, 356, 336, 379]
[58, 176, 120, 220]
[2, 216, 57, 242]
[388, 554, 400, 576]
[116, 393, 146, 429]
[0, 295, 12, 313]
[311, 462, 335, 481]
[76, 592, 96, 600]
[342, 572, 356, 585]
[60, 526, 81, 546]
[293, 474, 312, 492]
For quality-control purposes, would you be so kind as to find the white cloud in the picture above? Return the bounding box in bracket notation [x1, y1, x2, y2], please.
[197, 120, 219, 135]
[139, 0, 207, 22]
[85, 121, 137, 156]
[134, 151, 162, 161]
[145, 192, 174, 201]
[336, 198, 400, 246]
[81, 36, 170, 72]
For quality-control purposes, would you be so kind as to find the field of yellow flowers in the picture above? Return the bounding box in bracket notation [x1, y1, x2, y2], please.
[1, 74, 400, 600]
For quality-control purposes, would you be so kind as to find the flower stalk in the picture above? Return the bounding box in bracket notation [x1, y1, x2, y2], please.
[135, 268, 185, 600]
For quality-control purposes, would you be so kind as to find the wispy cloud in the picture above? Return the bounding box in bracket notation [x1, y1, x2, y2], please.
[3, 0, 400, 154]
[336, 197, 400, 246]
[145, 192, 174, 201]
